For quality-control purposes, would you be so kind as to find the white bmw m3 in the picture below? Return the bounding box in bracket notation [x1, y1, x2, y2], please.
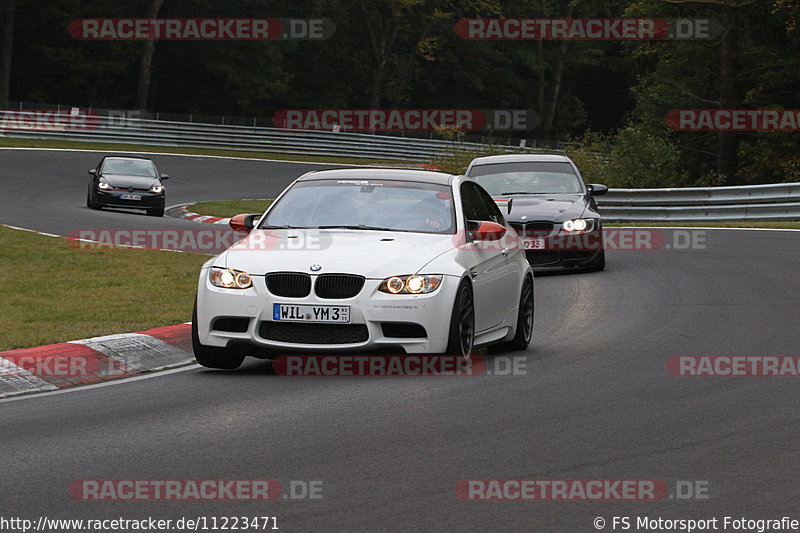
[192, 168, 534, 369]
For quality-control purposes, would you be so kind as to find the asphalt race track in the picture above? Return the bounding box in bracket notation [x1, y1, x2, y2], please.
[2, 149, 800, 532]
[0, 148, 339, 236]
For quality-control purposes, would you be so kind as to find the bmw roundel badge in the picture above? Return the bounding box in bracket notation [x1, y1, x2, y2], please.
[310, 264, 322, 272]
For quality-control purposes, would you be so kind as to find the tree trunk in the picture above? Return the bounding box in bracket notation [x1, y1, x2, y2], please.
[134, 0, 165, 112]
[0, 0, 15, 107]
[539, 3, 573, 141]
[717, 4, 738, 184]
[368, 62, 385, 109]
[541, 38, 569, 141]
[536, 39, 544, 139]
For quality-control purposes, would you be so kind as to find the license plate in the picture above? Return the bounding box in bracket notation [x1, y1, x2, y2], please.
[522, 238, 545, 250]
[273, 304, 350, 323]
[120, 193, 141, 200]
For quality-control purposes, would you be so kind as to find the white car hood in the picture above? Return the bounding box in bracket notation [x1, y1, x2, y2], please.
[219, 229, 457, 278]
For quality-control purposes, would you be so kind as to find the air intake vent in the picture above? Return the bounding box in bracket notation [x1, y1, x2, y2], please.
[259, 322, 368, 344]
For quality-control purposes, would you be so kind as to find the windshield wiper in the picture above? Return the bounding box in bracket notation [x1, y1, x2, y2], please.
[259, 225, 313, 229]
[500, 192, 574, 196]
[316, 225, 395, 231]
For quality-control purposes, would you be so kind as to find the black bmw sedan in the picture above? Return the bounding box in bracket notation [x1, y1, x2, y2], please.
[466, 154, 608, 272]
[86, 156, 169, 217]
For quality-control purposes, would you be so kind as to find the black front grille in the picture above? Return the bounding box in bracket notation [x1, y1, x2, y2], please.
[314, 274, 365, 299]
[511, 221, 554, 237]
[525, 221, 555, 231]
[265, 272, 311, 297]
[259, 322, 369, 344]
[112, 186, 150, 192]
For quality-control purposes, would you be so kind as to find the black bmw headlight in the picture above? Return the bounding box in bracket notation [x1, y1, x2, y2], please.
[561, 218, 596, 233]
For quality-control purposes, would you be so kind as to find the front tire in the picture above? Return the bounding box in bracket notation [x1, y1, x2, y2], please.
[192, 300, 245, 369]
[589, 250, 605, 271]
[147, 203, 165, 217]
[501, 275, 534, 351]
[445, 280, 474, 357]
[87, 186, 99, 210]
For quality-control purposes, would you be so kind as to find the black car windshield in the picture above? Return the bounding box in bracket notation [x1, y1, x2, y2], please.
[470, 162, 583, 195]
[101, 158, 157, 177]
[261, 179, 456, 234]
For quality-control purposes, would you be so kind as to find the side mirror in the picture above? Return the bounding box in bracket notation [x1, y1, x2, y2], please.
[230, 213, 260, 233]
[88, 169, 96, 176]
[587, 184, 608, 196]
[468, 220, 507, 241]
[159, 174, 170, 180]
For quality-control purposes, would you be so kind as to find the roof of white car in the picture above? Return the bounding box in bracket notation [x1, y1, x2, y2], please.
[469, 154, 572, 166]
[297, 167, 456, 185]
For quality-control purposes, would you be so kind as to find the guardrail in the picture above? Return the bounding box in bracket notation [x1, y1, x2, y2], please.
[2, 108, 798, 221]
[0, 112, 540, 162]
[598, 183, 800, 221]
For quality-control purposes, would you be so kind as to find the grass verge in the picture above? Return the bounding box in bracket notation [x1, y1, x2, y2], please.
[0, 137, 395, 166]
[0, 225, 209, 351]
[605, 221, 800, 229]
[189, 199, 274, 219]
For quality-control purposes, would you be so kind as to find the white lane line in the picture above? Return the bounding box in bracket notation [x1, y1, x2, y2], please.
[614, 226, 800, 232]
[0, 223, 212, 254]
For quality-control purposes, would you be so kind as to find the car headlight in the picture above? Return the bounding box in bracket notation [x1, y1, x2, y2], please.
[98, 178, 111, 190]
[562, 218, 594, 233]
[378, 274, 443, 294]
[209, 267, 253, 289]
[149, 184, 163, 193]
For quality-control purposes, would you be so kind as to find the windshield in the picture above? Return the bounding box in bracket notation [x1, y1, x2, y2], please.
[262, 179, 455, 234]
[101, 158, 157, 177]
[469, 162, 583, 195]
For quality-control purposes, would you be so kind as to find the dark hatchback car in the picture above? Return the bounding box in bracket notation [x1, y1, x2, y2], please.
[86, 156, 169, 216]
[466, 154, 608, 272]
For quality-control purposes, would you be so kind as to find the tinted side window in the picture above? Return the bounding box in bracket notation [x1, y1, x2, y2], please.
[475, 185, 506, 225]
[460, 182, 491, 221]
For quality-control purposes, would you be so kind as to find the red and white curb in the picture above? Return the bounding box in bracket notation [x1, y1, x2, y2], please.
[166, 203, 232, 225]
[0, 324, 195, 399]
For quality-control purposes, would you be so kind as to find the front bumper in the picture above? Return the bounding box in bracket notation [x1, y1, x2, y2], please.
[195, 271, 461, 356]
[96, 190, 164, 209]
[516, 224, 604, 271]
